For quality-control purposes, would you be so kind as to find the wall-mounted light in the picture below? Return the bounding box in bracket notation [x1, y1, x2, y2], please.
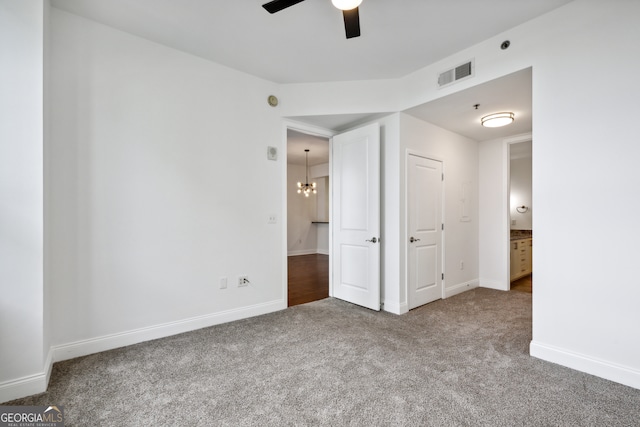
[331, 0, 362, 11]
[516, 205, 529, 213]
[481, 112, 515, 128]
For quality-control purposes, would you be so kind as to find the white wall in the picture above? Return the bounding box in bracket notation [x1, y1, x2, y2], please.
[48, 9, 284, 358]
[4, 0, 640, 400]
[358, 113, 479, 314]
[469, 1, 640, 388]
[0, 0, 46, 401]
[287, 163, 318, 255]
[478, 138, 509, 290]
[313, 176, 329, 255]
[526, 1, 640, 387]
[282, 0, 640, 389]
[510, 156, 532, 230]
[399, 114, 480, 303]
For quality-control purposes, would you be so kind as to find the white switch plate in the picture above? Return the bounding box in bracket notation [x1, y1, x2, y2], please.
[220, 277, 227, 289]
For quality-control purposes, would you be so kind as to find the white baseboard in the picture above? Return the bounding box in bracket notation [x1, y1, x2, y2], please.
[530, 340, 640, 390]
[1, 300, 285, 403]
[0, 371, 48, 404]
[288, 249, 318, 256]
[316, 249, 329, 255]
[383, 300, 408, 315]
[52, 299, 285, 363]
[479, 278, 508, 291]
[2, 300, 287, 403]
[0, 347, 54, 403]
[444, 279, 479, 298]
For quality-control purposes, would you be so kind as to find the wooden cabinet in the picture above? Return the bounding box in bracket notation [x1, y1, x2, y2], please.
[510, 238, 532, 281]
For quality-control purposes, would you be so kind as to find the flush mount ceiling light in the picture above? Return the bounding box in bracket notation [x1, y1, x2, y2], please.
[481, 112, 515, 128]
[331, 0, 362, 10]
[297, 149, 317, 197]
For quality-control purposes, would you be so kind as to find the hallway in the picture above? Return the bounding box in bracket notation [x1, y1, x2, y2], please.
[287, 254, 329, 306]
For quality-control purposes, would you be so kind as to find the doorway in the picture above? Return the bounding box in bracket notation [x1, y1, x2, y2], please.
[286, 129, 330, 306]
[508, 140, 532, 293]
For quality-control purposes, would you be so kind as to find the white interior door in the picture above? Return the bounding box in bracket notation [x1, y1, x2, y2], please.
[407, 154, 443, 310]
[332, 123, 380, 311]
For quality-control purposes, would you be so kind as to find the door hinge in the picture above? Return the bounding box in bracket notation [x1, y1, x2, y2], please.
[442, 273, 444, 280]
[441, 223, 444, 230]
[442, 173, 444, 181]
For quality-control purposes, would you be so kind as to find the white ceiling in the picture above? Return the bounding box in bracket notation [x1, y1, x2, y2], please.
[405, 67, 532, 141]
[287, 130, 329, 166]
[51, 0, 558, 140]
[51, 0, 571, 84]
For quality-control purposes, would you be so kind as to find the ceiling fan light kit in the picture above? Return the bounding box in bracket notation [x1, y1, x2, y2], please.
[331, 0, 362, 10]
[262, 0, 362, 39]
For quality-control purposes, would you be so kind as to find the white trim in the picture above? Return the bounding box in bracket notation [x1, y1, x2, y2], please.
[52, 300, 284, 363]
[288, 249, 330, 256]
[1, 301, 284, 403]
[383, 300, 408, 315]
[530, 341, 640, 390]
[287, 249, 319, 256]
[0, 371, 48, 404]
[44, 347, 54, 389]
[444, 279, 479, 298]
[479, 278, 508, 291]
[0, 349, 54, 403]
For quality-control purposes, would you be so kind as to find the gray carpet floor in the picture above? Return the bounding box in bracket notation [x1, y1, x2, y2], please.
[7, 288, 640, 426]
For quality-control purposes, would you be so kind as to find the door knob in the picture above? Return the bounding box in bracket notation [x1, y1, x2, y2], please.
[366, 237, 378, 243]
[410, 236, 420, 243]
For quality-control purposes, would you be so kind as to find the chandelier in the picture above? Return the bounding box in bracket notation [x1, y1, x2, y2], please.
[297, 149, 317, 197]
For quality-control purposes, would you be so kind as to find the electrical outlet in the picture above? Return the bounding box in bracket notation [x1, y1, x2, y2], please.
[267, 214, 277, 224]
[220, 277, 227, 289]
[238, 275, 249, 287]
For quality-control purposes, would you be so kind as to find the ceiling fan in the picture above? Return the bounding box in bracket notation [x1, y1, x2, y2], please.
[262, 0, 362, 39]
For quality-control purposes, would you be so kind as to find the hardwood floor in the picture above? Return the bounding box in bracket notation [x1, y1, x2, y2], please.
[288, 254, 329, 307]
[511, 274, 532, 293]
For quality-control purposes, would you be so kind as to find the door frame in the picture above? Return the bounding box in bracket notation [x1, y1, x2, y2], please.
[282, 120, 336, 305]
[404, 149, 445, 309]
[504, 133, 533, 291]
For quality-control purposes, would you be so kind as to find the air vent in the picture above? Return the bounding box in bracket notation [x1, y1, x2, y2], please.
[438, 59, 474, 88]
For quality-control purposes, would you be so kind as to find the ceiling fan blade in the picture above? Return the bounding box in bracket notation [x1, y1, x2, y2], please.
[342, 7, 361, 39]
[262, 0, 306, 14]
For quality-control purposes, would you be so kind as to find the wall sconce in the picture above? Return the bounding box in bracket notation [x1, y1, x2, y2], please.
[516, 205, 529, 213]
